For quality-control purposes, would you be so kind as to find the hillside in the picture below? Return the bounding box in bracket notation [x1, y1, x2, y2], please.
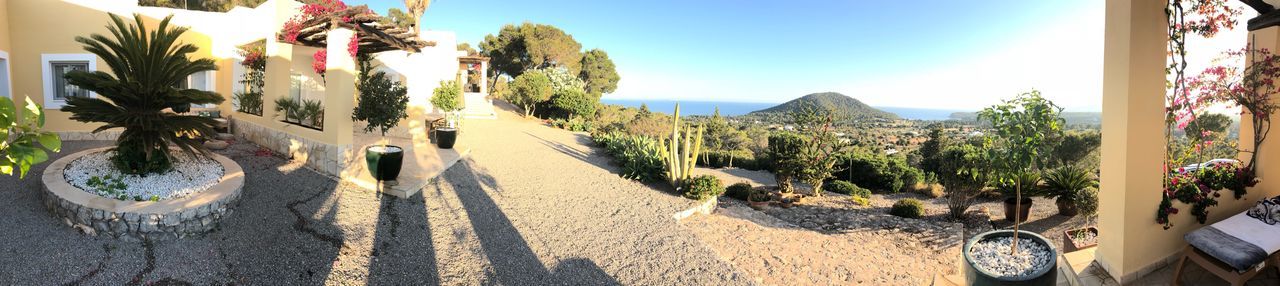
[747, 92, 898, 120]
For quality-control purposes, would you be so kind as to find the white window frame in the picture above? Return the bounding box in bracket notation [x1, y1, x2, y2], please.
[41, 54, 97, 108]
[0, 50, 12, 99]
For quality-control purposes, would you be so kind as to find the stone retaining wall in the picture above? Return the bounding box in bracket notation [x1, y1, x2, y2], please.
[40, 147, 246, 240]
[56, 130, 121, 141]
[231, 117, 355, 177]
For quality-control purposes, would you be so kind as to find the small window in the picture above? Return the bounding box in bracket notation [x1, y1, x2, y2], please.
[51, 62, 89, 100]
[42, 54, 97, 107]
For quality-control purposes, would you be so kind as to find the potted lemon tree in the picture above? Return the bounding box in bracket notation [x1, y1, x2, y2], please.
[351, 54, 409, 181]
[431, 80, 462, 149]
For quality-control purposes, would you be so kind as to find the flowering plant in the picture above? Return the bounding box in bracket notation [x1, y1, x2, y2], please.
[313, 49, 327, 80]
[347, 32, 359, 58]
[280, 0, 349, 44]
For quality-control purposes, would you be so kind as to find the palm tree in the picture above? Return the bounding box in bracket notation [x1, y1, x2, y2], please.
[61, 14, 224, 174]
[404, 0, 430, 34]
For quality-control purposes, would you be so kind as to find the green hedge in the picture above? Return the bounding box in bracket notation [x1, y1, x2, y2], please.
[890, 198, 925, 219]
[701, 150, 764, 170]
[824, 180, 871, 199]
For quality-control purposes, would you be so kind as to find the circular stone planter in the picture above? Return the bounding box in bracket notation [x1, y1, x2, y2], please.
[40, 147, 245, 240]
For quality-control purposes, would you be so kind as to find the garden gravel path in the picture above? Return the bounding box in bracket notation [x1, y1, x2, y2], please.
[0, 104, 750, 285]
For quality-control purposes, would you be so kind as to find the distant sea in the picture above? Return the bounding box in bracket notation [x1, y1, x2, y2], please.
[601, 99, 969, 120]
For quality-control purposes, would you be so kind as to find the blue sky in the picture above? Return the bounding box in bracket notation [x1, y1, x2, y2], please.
[355, 0, 1244, 112]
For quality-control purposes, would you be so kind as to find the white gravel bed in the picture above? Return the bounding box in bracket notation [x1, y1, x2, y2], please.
[968, 236, 1053, 278]
[64, 150, 224, 201]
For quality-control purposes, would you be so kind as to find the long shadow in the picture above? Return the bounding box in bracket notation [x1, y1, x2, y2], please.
[367, 189, 440, 284]
[522, 131, 613, 171]
[209, 140, 344, 284]
[443, 160, 619, 285]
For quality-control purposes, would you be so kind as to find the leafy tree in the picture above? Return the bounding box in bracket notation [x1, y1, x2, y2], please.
[790, 105, 854, 196]
[1049, 130, 1101, 167]
[431, 80, 463, 113]
[62, 14, 223, 174]
[768, 132, 806, 193]
[353, 54, 410, 136]
[542, 67, 586, 93]
[1184, 112, 1231, 143]
[977, 89, 1063, 253]
[550, 88, 597, 119]
[579, 49, 619, 96]
[139, 0, 267, 12]
[480, 23, 583, 86]
[918, 126, 949, 174]
[0, 97, 61, 178]
[457, 43, 479, 56]
[508, 70, 553, 117]
[380, 8, 415, 31]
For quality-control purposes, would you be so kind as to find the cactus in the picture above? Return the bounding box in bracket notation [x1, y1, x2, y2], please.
[661, 104, 704, 190]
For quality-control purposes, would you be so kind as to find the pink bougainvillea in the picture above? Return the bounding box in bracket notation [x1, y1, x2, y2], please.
[280, 0, 349, 44]
[347, 32, 360, 58]
[313, 49, 327, 78]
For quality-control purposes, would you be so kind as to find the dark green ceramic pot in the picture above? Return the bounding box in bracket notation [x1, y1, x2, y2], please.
[365, 145, 403, 181]
[436, 128, 458, 149]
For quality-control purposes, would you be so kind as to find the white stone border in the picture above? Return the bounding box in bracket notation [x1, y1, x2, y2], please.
[40, 147, 245, 240]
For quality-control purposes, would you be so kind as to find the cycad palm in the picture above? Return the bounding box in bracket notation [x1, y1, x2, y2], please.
[61, 14, 223, 174]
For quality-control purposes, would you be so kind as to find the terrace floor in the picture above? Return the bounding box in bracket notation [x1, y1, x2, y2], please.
[0, 105, 750, 284]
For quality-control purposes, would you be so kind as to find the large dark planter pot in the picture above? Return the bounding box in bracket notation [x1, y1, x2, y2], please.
[1055, 198, 1079, 217]
[365, 145, 403, 181]
[1004, 197, 1034, 222]
[436, 128, 458, 149]
[964, 230, 1059, 286]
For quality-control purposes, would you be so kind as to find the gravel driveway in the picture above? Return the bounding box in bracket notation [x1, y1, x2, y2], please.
[0, 105, 749, 285]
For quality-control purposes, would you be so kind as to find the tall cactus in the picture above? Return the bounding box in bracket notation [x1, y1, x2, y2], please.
[661, 104, 703, 190]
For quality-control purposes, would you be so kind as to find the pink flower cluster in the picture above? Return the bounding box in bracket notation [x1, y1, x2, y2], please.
[347, 32, 359, 58]
[313, 49, 327, 77]
[280, 0, 349, 44]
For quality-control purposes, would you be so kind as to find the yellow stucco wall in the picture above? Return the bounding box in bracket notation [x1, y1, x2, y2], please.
[0, 0, 12, 53]
[6, 1, 219, 131]
[1099, 1, 1280, 282]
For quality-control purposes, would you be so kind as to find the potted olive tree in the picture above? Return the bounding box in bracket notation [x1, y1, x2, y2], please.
[351, 54, 409, 181]
[431, 80, 462, 149]
[965, 90, 1062, 285]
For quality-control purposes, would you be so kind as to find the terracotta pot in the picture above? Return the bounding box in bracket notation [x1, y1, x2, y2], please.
[749, 201, 770, 210]
[1055, 198, 1079, 217]
[1003, 197, 1033, 222]
[1062, 227, 1099, 253]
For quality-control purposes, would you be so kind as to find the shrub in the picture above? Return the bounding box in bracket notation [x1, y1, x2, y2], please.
[851, 196, 870, 207]
[0, 96, 60, 178]
[552, 117, 593, 132]
[938, 144, 990, 218]
[748, 187, 772, 203]
[725, 182, 753, 201]
[593, 131, 665, 182]
[910, 183, 945, 198]
[702, 149, 761, 170]
[1043, 165, 1095, 203]
[61, 14, 223, 174]
[890, 198, 925, 219]
[683, 175, 724, 200]
[834, 150, 923, 193]
[824, 180, 871, 199]
[1077, 187, 1099, 220]
[549, 88, 597, 119]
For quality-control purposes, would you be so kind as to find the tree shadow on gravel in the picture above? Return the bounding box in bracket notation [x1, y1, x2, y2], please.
[367, 189, 440, 284]
[208, 140, 344, 284]
[442, 160, 619, 285]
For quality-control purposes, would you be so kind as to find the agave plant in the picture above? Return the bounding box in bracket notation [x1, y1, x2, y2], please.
[61, 14, 223, 175]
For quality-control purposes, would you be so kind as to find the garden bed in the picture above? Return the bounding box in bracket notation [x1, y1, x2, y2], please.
[65, 150, 223, 201]
[41, 147, 245, 240]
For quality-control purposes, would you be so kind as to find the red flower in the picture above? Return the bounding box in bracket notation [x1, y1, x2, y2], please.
[313, 49, 327, 77]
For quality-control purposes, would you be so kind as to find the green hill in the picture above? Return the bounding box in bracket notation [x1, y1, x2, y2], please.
[748, 92, 898, 120]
